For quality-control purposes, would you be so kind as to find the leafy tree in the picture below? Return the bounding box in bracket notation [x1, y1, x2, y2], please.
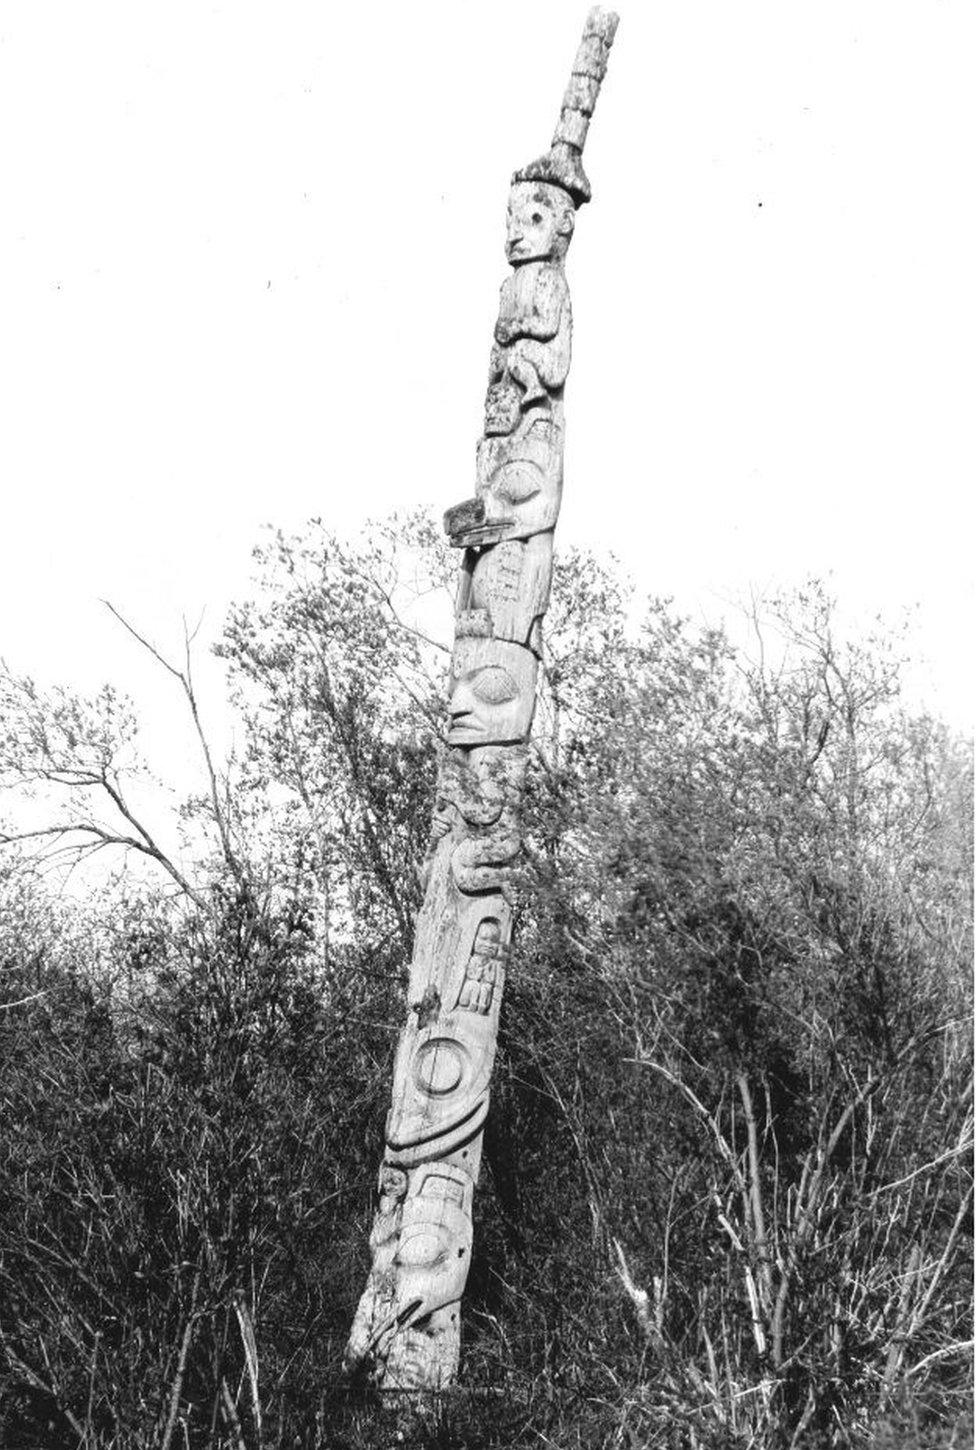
[0, 517, 970, 1448]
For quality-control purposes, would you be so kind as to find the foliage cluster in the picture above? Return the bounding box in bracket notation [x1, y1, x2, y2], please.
[0, 515, 971, 1448]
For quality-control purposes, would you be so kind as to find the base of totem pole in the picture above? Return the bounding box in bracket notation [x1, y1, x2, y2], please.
[376, 1389, 453, 1447]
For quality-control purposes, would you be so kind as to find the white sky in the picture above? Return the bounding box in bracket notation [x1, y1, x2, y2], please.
[1, 1, 973, 802]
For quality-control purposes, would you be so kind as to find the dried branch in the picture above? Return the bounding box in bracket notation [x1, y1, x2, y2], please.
[103, 601, 245, 887]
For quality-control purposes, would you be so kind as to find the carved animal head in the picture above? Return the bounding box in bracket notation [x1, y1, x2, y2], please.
[391, 1168, 474, 1332]
[474, 414, 562, 539]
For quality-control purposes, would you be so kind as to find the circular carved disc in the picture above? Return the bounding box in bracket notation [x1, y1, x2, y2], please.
[413, 1039, 465, 1096]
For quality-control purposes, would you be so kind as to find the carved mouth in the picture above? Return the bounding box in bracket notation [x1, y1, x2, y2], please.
[447, 722, 481, 745]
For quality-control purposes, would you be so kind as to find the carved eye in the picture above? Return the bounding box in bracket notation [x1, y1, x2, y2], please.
[531, 212, 543, 224]
[472, 666, 517, 706]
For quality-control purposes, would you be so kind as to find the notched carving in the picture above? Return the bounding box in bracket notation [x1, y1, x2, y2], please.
[514, 6, 619, 207]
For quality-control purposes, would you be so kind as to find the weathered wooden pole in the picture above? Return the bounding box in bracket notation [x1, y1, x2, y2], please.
[345, 8, 619, 1393]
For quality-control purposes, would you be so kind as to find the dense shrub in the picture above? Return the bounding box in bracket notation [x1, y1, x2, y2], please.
[0, 519, 971, 1447]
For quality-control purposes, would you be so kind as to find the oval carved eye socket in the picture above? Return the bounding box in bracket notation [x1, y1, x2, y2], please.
[471, 666, 517, 706]
[531, 212, 543, 224]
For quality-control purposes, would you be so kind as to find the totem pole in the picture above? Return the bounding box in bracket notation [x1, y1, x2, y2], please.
[346, 8, 618, 1393]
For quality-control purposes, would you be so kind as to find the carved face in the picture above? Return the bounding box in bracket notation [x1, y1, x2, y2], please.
[473, 918, 502, 952]
[505, 182, 574, 265]
[447, 637, 538, 746]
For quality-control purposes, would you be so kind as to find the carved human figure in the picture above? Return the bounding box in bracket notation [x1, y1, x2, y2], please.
[443, 180, 572, 554]
[455, 918, 507, 1013]
[495, 181, 574, 406]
